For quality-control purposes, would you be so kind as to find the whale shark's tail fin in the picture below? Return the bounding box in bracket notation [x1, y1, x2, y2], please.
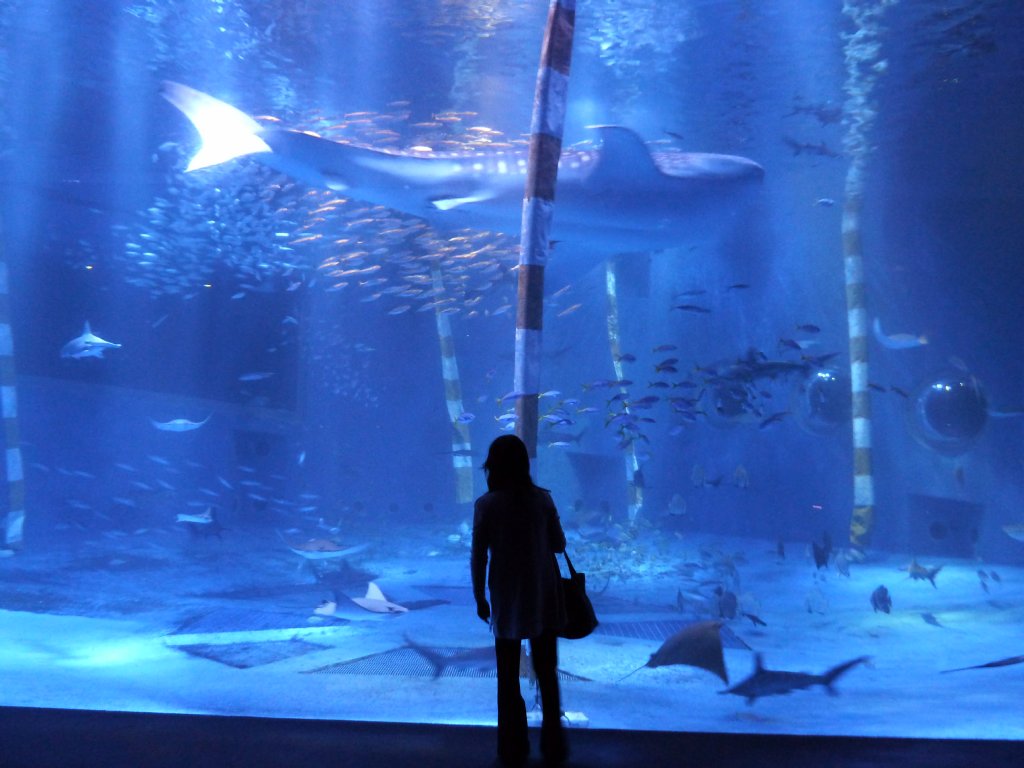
[160, 81, 272, 172]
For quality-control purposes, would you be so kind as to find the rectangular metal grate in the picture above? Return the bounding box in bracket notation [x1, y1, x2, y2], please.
[176, 638, 329, 669]
[170, 608, 318, 635]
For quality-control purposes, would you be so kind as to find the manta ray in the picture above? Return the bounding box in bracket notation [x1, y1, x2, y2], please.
[161, 82, 764, 269]
[60, 321, 122, 359]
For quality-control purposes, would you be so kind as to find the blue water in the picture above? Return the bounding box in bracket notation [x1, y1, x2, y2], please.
[1, 0, 1023, 739]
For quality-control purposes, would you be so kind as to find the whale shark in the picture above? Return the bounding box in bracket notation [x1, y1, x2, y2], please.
[60, 322, 122, 359]
[161, 82, 764, 265]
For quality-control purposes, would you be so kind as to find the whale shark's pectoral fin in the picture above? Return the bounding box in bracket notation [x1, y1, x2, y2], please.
[429, 191, 497, 211]
[161, 81, 272, 171]
[583, 125, 663, 191]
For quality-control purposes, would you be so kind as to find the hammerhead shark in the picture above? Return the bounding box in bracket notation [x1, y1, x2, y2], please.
[161, 82, 764, 265]
[60, 321, 122, 359]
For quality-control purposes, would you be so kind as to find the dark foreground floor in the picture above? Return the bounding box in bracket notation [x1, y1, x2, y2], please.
[1, 706, 1021, 768]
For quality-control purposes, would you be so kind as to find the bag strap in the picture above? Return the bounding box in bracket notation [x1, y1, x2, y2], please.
[560, 551, 579, 577]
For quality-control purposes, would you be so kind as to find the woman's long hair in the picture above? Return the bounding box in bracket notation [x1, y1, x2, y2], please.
[482, 435, 536, 493]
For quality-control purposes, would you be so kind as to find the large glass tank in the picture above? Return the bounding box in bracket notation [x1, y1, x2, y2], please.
[1, 0, 1022, 740]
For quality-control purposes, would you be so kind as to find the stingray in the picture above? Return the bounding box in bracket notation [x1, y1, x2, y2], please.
[619, 620, 730, 683]
[941, 655, 1024, 673]
[351, 582, 409, 614]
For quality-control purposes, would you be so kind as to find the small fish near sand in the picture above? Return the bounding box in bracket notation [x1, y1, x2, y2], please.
[902, 558, 942, 587]
[870, 585, 892, 614]
[721, 654, 870, 705]
[941, 655, 1024, 674]
[619, 620, 730, 684]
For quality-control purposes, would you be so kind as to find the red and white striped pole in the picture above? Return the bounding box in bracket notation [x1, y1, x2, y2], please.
[515, 0, 576, 457]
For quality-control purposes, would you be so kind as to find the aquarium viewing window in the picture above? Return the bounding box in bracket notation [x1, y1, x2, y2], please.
[1, 0, 1023, 744]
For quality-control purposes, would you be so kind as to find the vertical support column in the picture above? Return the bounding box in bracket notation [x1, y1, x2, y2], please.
[605, 262, 642, 525]
[841, 0, 896, 556]
[844, 183, 874, 554]
[515, 0, 576, 458]
[0, 250, 25, 553]
[431, 263, 474, 504]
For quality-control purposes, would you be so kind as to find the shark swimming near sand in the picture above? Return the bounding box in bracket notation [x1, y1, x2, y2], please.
[721, 654, 870, 705]
[161, 82, 764, 267]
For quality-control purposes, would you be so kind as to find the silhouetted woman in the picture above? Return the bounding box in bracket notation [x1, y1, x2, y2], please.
[471, 434, 567, 765]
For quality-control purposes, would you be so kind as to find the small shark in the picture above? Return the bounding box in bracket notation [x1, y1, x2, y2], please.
[721, 654, 870, 705]
[161, 82, 764, 270]
[60, 322, 122, 359]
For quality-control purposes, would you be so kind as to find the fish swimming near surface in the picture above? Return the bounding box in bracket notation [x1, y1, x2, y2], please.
[60, 322, 122, 359]
[151, 415, 210, 432]
[872, 317, 928, 350]
[870, 585, 892, 614]
[161, 82, 764, 274]
[351, 582, 409, 614]
[721, 654, 870, 705]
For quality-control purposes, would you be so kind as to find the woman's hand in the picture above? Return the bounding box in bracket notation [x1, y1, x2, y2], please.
[476, 599, 491, 624]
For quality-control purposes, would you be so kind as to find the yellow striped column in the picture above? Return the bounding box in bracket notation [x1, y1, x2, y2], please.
[515, 0, 575, 458]
[841, 0, 896, 555]
[0, 242, 25, 553]
[431, 263, 474, 504]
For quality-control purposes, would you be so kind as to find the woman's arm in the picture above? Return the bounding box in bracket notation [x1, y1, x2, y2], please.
[470, 498, 490, 622]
